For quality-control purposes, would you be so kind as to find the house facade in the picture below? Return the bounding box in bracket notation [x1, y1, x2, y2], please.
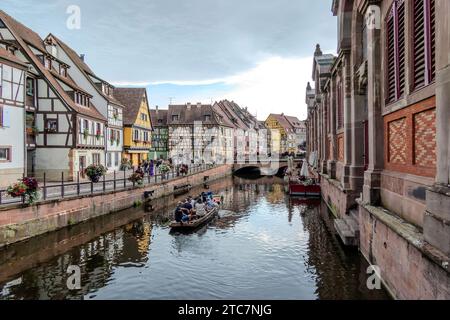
[265, 113, 304, 155]
[149, 107, 168, 160]
[0, 48, 27, 187]
[114, 88, 152, 167]
[0, 10, 106, 181]
[45, 34, 125, 172]
[306, 0, 450, 299]
[168, 103, 234, 165]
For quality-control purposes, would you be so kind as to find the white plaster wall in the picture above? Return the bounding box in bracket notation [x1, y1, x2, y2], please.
[35, 148, 70, 171]
[0, 105, 25, 170]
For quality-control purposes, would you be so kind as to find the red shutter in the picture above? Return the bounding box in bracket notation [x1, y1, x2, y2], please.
[413, 0, 436, 90]
[397, 0, 406, 97]
[386, 0, 406, 103]
[413, 0, 426, 89]
[429, 0, 436, 81]
[387, 14, 396, 103]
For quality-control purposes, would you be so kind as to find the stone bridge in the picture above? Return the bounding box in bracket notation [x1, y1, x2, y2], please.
[232, 159, 303, 176]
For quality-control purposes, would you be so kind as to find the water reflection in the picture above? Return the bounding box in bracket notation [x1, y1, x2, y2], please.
[0, 177, 388, 300]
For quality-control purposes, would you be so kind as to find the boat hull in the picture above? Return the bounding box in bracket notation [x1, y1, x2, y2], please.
[170, 207, 218, 230]
[288, 183, 321, 197]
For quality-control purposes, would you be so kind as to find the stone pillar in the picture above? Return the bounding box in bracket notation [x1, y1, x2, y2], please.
[424, 0, 450, 256]
[322, 95, 329, 174]
[363, 2, 384, 205]
[327, 77, 337, 179]
[350, 86, 366, 192]
[341, 52, 352, 190]
[317, 102, 323, 171]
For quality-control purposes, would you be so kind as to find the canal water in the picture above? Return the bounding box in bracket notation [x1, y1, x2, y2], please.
[0, 177, 388, 300]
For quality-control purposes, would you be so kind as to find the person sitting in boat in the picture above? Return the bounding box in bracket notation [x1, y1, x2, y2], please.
[174, 202, 190, 223]
[205, 197, 218, 210]
[183, 199, 197, 220]
[195, 199, 206, 217]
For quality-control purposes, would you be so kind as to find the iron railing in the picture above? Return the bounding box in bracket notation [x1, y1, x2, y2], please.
[0, 164, 215, 207]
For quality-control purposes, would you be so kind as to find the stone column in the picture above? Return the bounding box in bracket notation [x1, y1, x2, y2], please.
[317, 102, 323, 171]
[363, 2, 384, 205]
[322, 95, 329, 174]
[341, 52, 352, 190]
[424, 0, 450, 256]
[328, 77, 337, 179]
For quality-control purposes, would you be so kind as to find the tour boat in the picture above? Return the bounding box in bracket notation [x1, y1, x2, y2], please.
[170, 207, 219, 230]
[288, 180, 321, 197]
[288, 160, 321, 197]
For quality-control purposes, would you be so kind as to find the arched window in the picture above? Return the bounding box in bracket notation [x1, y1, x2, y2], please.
[386, 0, 406, 104]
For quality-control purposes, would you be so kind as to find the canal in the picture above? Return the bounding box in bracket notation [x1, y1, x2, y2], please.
[0, 176, 388, 300]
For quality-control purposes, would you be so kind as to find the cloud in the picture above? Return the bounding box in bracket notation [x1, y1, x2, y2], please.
[1, 0, 337, 117]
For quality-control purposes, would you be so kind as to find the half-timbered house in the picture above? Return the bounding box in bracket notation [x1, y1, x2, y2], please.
[149, 107, 168, 160]
[167, 103, 234, 165]
[44, 34, 125, 172]
[0, 47, 27, 187]
[0, 10, 107, 181]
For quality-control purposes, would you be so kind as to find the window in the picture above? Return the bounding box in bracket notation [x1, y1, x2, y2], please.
[83, 120, 89, 133]
[96, 123, 101, 136]
[386, 0, 406, 103]
[115, 152, 119, 166]
[412, 0, 436, 90]
[158, 119, 163, 124]
[337, 81, 344, 129]
[44, 57, 52, 69]
[0, 147, 11, 162]
[0, 105, 3, 127]
[107, 152, 112, 167]
[26, 78, 35, 96]
[134, 129, 140, 141]
[60, 66, 67, 77]
[172, 115, 179, 122]
[92, 153, 101, 166]
[204, 115, 211, 122]
[45, 119, 58, 132]
[141, 113, 147, 121]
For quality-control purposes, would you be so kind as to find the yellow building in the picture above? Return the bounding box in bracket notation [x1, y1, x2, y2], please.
[114, 88, 153, 166]
[265, 113, 290, 154]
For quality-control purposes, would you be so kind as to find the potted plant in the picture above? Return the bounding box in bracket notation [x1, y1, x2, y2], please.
[83, 128, 89, 140]
[85, 164, 107, 183]
[96, 130, 101, 140]
[7, 177, 40, 204]
[31, 126, 39, 137]
[129, 167, 145, 186]
[120, 158, 132, 171]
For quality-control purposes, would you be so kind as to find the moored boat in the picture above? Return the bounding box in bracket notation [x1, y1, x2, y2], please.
[173, 184, 192, 196]
[288, 180, 321, 197]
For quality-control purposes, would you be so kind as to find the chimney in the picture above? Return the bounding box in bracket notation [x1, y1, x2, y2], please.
[80, 54, 85, 62]
[187, 102, 191, 110]
[197, 102, 202, 108]
[307, 82, 312, 91]
[156, 105, 159, 113]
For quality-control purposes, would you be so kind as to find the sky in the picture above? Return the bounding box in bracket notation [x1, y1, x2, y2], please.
[1, 0, 337, 120]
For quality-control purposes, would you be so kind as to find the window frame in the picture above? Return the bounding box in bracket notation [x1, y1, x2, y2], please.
[0, 146, 12, 162]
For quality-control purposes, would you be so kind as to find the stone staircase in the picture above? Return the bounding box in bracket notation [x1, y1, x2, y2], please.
[334, 209, 360, 247]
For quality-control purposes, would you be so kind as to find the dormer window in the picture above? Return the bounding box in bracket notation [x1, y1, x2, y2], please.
[172, 115, 179, 122]
[204, 115, 211, 122]
[75, 92, 89, 107]
[44, 56, 52, 70]
[59, 65, 67, 77]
